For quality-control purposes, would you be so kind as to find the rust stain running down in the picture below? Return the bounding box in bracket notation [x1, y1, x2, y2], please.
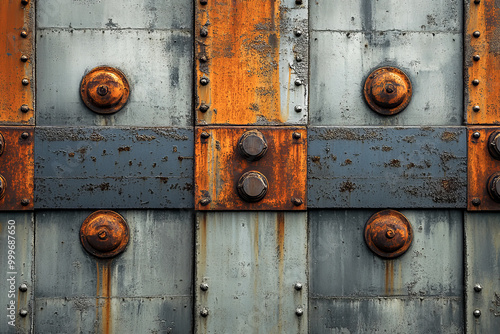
[196, 0, 282, 124]
[466, 0, 500, 124]
[96, 261, 112, 334]
[0, 1, 34, 124]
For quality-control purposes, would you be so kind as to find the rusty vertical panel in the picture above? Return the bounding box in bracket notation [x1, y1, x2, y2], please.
[0, 0, 34, 124]
[465, 0, 500, 124]
[195, 0, 307, 125]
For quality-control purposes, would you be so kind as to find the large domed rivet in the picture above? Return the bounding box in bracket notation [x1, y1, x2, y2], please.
[80, 210, 130, 258]
[363, 67, 412, 116]
[237, 171, 268, 202]
[80, 66, 130, 114]
[237, 130, 268, 161]
[364, 209, 413, 258]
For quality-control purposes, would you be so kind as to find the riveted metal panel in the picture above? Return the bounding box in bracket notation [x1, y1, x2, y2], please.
[0, 127, 34, 211]
[465, 212, 500, 333]
[195, 127, 307, 210]
[309, 32, 462, 126]
[195, 0, 308, 125]
[308, 127, 467, 208]
[34, 210, 193, 332]
[34, 127, 193, 209]
[311, 0, 462, 32]
[36, 29, 192, 127]
[37, 0, 192, 30]
[0, 0, 34, 125]
[309, 210, 463, 332]
[196, 212, 307, 333]
[465, 0, 500, 124]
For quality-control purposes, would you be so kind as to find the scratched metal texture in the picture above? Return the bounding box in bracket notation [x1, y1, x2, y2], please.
[308, 127, 467, 208]
[34, 210, 193, 333]
[0, 213, 33, 334]
[465, 213, 500, 333]
[196, 212, 307, 333]
[309, 210, 463, 333]
[309, 0, 462, 126]
[34, 127, 193, 209]
[36, 29, 192, 127]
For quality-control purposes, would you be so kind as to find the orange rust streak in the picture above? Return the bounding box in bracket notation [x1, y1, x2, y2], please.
[0, 1, 34, 124]
[276, 212, 285, 332]
[197, 0, 282, 124]
[96, 261, 112, 334]
[384, 261, 394, 295]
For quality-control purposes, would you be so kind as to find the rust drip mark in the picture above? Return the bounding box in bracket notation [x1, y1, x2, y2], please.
[385, 260, 394, 295]
[196, 0, 282, 124]
[276, 212, 285, 333]
[96, 261, 112, 334]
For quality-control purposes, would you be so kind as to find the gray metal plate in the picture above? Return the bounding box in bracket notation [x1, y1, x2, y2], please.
[309, 31, 463, 126]
[196, 212, 308, 333]
[0, 213, 33, 334]
[308, 127, 467, 208]
[465, 213, 500, 333]
[310, 0, 462, 32]
[36, 29, 192, 127]
[309, 209, 463, 333]
[35, 127, 193, 209]
[38, 0, 192, 30]
[34, 210, 193, 332]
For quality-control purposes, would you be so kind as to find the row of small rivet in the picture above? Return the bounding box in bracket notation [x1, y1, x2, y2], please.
[20, 0, 31, 114]
[471, 0, 481, 114]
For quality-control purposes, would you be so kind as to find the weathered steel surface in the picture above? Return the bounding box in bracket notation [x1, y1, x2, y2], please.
[465, 212, 500, 333]
[37, 0, 192, 30]
[34, 127, 193, 209]
[34, 210, 193, 333]
[465, 0, 500, 124]
[309, 32, 462, 126]
[467, 127, 500, 211]
[195, 0, 308, 125]
[195, 127, 307, 210]
[0, 127, 34, 211]
[36, 29, 192, 127]
[0, 0, 34, 125]
[309, 210, 463, 332]
[0, 213, 34, 333]
[308, 127, 467, 208]
[196, 212, 307, 333]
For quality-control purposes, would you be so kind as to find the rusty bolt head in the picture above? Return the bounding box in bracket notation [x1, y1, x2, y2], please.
[19, 309, 28, 317]
[22, 78, 29, 86]
[472, 198, 481, 206]
[200, 27, 208, 37]
[294, 282, 303, 291]
[237, 130, 268, 161]
[20, 104, 29, 113]
[473, 309, 481, 318]
[200, 0, 208, 4]
[473, 105, 480, 112]
[19, 284, 28, 292]
[474, 284, 483, 292]
[20, 31, 28, 38]
[294, 79, 303, 86]
[200, 283, 209, 291]
[473, 55, 480, 61]
[294, 105, 303, 113]
[292, 132, 302, 140]
[199, 104, 210, 113]
[473, 31, 481, 38]
[21, 0, 29, 5]
[81, 66, 130, 114]
[295, 307, 304, 317]
[488, 132, 500, 160]
[472, 79, 480, 86]
[364, 210, 413, 258]
[473, 132, 481, 139]
[21, 132, 29, 139]
[292, 197, 303, 206]
[80, 210, 129, 258]
[294, 29, 303, 37]
[200, 132, 211, 140]
[200, 77, 210, 86]
[200, 308, 209, 317]
[237, 171, 268, 203]
[21, 199, 30, 206]
[20, 55, 28, 62]
[199, 197, 211, 206]
[0, 175, 6, 199]
[0, 133, 5, 156]
[487, 173, 500, 202]
[364, 67, 412, 116]
[199, 55, 208, 63]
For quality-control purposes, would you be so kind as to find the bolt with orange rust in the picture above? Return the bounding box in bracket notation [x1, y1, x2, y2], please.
[237, 130, 268, 161]
[237, 171, 268, 202]
[385, 229, 395, 239]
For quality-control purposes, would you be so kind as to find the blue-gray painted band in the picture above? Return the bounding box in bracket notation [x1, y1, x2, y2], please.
[34, 127, 193, 209]
[308, 127, 467, 208]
